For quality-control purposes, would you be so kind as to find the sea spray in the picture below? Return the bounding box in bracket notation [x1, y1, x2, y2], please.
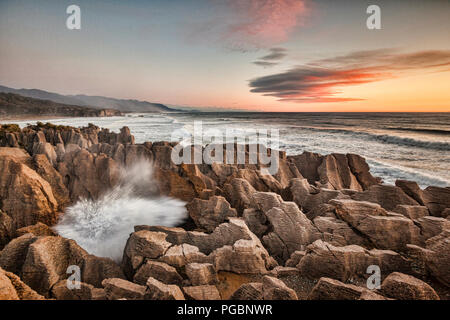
[54, 159, 187, 262]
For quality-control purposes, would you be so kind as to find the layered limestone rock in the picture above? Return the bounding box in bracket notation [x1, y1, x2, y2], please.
[307, 277, 378, 300]
[331, 199, 423, 250]
[186, 196, 237, 232]
[380, 272, 440, 300]
[254, 193, 320, 263]
[0, 267, 44, 300]
[0, 234, 124, 297]
[0, 124, 448, 301]
[424, 229, 450, 287]
[183, 285, 221, 300]
[287, 152, 380, 191]
[297, 240, 411, 282]
[0, 148, 59, 229]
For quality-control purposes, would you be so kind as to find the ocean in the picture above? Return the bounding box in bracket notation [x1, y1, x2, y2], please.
[4, 112, 450, 189]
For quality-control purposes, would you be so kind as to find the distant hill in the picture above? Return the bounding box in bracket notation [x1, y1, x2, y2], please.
[0, 92, 123, 119]
[0, 85, 175, 113]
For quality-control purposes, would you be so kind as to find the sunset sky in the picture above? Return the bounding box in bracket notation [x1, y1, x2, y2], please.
[1, 0, 449, 112]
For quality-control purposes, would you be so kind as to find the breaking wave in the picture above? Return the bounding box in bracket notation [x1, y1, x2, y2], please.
[370, 134, 450, 151]
[54, 159, 187, 262]
[295, 126, 450, 151]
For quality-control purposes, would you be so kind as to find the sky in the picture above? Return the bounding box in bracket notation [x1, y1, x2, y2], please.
[1, 0, 449, 112]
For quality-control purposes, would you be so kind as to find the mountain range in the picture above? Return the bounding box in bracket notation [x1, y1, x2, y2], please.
[0, 85, 174, 113]
[0, 92, 123, 119]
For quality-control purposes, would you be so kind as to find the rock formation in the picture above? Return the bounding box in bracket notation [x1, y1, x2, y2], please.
[0, 123, 448, 300]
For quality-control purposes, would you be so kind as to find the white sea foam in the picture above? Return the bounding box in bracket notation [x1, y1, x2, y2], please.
[54, 159, 187, 262]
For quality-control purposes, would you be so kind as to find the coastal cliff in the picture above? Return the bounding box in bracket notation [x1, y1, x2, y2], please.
[0, 123, 448, 300]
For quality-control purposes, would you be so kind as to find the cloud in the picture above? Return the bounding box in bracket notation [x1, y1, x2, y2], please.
[253, 47, 288, 68]
[185, 1, 308, 51]
[259, 47, 288, 60]
[249, 49, 450, 103]
[253, 61, 279, 68]
[222, 0, 308, 50]
[195, 0, 309, 51]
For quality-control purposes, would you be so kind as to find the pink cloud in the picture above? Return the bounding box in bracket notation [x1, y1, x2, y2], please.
[224, 0, 308, 49]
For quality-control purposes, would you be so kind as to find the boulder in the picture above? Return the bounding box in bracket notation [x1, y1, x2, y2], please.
[51, 280, 95, 300]
[262, 276, 297, 300]
[256, 194, 319, 263]
[31, 154, 70, 207]
[223, 178, 257, 214]
[317, 154, 362, 191]
[186, 196, 237, 232]
[91, 288, 107, 300]
[32, 142, 57, 165]
[185, 263, 218, 286]
[395, 180, 427, 205]
[288, 152, 322, 184]
[290, 179, 347, 213]
[285, 251, 306, 268]
[242, 208, 268, 238]
[297, 240, 410, 282]
[212, 239, 273, 274]
[415, 216, 450, 241]
[308, 277, 367, 300]
[332, 199, 422, 250]
[393, 205, 428, 220]
[0, 268, 19, 300]
[138, 218, 267, 256]
[358, 290, 388, 300]
[21, 236, 88, 296]
[313, 216, 369, 247]
[0, 233, 38, 275]
[424, 229, 450, 287]
[269, 266, 300, 278]
[158, 244, 210, 269]
[0, 151, 59, 228]
[252, 192, 283, 213]
[57, 149, 120, 202]
[122, 230, 172, 277]
[351, 185, 419, 211]
[347, 154, 381, 189]
[423, 186, 450, 217]
[134, 260, 182, 285]
[230, 282, 263, 300]
[396, 181, 450, 217]
[81, 254, 126, 288]
[235, 168, 283, 194]
[102, 278, 146, 300]
[146, 277, 185, 300]
[381, 272, 440, 300]
[153, 168, 196, 202]
[1, 268, 44, 300]
[183, 285, 221, 300]
[15, 222, 56, 238]
[405, 244, 432, 278]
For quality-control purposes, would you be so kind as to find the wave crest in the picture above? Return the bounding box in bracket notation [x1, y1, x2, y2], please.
[54, 159, 187, 262]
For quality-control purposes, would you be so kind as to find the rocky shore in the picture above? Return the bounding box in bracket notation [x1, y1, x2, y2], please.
[0, 123, 449, 300]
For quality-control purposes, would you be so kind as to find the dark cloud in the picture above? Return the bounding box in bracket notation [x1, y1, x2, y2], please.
[253, 47, 288, 68]
[253, 61, 279, 68]
[259, 47, 288, 61]
[249, 49, 450, 103]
